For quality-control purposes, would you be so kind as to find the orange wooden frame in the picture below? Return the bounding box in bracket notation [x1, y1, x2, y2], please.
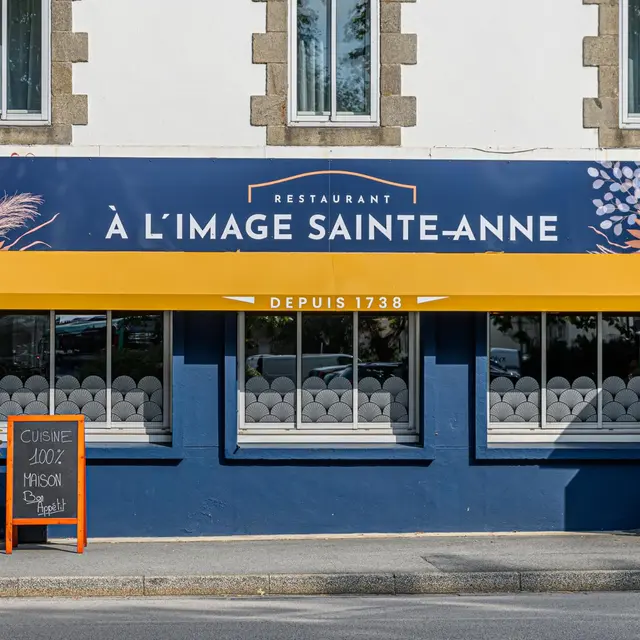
[5, 415, 86, 555]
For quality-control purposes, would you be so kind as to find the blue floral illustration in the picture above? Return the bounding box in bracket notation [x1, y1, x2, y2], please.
[588, 161, 640, 253]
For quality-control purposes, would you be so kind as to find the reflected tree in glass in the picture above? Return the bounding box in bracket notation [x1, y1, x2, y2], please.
[336, 0, 371, 115]
[357, 314, 409, 424]
[297, 0, 330, 114]
[7, 0, 42, 113]
[55, 313, 107, 421]
[0, 313, 49, 419]
[244, 314, 297, 425]
[629, 0, 640, 114]
[112, 313, 164, 424]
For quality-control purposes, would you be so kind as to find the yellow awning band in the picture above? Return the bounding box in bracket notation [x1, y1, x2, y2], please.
[0, 252, 637, 312]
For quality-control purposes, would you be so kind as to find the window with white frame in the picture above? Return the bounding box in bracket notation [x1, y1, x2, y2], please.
[0, 0, 49, 122]
[622, 0, 640, 125]
[238, 312, 418, 444]
[0, 311, 171, 442]
[291, 0, 379, 125]
[488, 313, 640, 443]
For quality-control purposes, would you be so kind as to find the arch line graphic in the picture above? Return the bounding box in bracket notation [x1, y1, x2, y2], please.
[247, 170, 417, 204]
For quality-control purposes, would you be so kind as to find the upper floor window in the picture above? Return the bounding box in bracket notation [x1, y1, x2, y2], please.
[623, 0, 640, 125]
[290, 0, 379, 126]
[0, 0, 49, 123]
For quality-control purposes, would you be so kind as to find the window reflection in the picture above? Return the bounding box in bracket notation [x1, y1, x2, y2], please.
[488, 314, 541, 424]
[336, 0, 371, 115]
[244, 314, 296, 425]
[357, 314, 409, 423]
[629, 0, 640, 114]
[603, 315, 640, 423]
[0, 312, 49, 418]
[297, 0, 331, 115]
[55, 313, 106, 421]
[546, 314, 597, 424]
[301, 314, 353, 423]
[240, 312, 416, 430]
[7, 0, 42, 113]
[112, 313, 164, 424]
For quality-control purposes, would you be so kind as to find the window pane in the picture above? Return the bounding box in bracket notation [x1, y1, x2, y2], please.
[546, 314, 597, 424]
[297, 0, 330, 115]
[630, 0, 640, 114]
[55, 313, 106, 422]
[7, 0, 42, 113]
[357, 313, 410, 424]
[112, 313, 164, 425]
[603, 315, 640, 423]
[244, 314, 296, 425]
[0, 312, 49, 418]
[488, 314, 541, 425]
[336, 0, 371, 115]
[301, 314, 353, 424]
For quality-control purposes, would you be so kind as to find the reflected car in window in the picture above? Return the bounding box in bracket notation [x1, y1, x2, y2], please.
[323, 362, 405, 384]
[490, 358, 520, 382]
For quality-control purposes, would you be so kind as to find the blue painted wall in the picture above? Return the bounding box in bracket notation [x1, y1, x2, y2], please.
[7, 311, 640, 537]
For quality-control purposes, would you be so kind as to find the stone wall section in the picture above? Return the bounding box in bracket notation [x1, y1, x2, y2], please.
[583, 0, 639, 147]
[0, 0, 88, 145]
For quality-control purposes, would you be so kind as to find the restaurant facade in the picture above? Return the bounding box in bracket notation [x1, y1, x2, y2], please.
[2, 0, 640, 537]
[1, 157, 640, 537]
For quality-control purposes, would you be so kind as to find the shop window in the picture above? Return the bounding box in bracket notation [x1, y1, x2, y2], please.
[238, 312, 418, 443]
[488, 313, 640, 443]
[0, 311, 170, 443]
[291, 0, 379, 125]
[0, 0, 50, 122]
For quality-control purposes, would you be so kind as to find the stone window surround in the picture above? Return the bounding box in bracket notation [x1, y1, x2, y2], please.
[0, 0, 88, 146]
[583, 0, 640, 147]
[251, 0, 417, 146]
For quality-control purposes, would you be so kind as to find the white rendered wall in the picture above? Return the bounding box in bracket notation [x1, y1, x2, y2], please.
[403, 0, 599, 151]
[22, 0, 607, 156]
[71, 0, 265, 149]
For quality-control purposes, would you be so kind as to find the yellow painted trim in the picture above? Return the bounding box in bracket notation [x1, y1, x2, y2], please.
[0, 252, 638, 311]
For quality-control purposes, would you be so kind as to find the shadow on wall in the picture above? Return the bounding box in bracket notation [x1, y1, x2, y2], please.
[564, 462, 640, 532]
[477, 311, 640, 533]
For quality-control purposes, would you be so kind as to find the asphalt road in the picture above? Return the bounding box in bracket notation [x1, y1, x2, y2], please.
[2, 593, 640, 640]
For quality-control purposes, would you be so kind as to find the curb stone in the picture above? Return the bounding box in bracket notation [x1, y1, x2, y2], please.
[521, 570, 640, 593]
[144, 575, 270, 597]
[3, 570, 640, 598]
[269, 573, 395, 595]
[394, 571, 520, 594]
[18, 576, 144, 598]
[0, 577, 18, 597]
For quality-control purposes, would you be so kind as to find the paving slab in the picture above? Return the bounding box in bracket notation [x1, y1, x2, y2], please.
[2, 533, 640, 577]
[2, 533, 640, 597]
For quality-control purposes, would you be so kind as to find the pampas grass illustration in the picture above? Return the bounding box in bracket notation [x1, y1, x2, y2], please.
[0, 192, 59, 251]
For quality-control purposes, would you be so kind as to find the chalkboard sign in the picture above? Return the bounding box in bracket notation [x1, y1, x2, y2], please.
[5, 416, 86, 554]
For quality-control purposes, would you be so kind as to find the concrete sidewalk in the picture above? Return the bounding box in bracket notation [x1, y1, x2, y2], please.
[3, 532, 640, 597]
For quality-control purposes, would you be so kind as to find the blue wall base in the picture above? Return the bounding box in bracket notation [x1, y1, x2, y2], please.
[4, 311, 640, 538]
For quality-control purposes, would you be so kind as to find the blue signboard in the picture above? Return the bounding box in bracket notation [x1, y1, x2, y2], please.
[0, 158, 636, 254]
